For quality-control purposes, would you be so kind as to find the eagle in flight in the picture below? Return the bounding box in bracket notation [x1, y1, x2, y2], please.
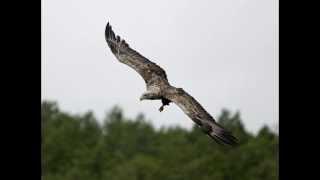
[105, 22, 238, 146]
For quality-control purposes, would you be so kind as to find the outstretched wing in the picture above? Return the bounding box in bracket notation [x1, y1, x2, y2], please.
[166, 88, 238, 146]
[105, 22, 168, 87]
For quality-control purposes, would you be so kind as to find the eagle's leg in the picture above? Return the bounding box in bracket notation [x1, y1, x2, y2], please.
[159, 98, 171, 112]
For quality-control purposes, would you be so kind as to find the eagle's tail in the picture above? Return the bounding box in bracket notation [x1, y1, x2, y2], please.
[206, 121, 238, 146]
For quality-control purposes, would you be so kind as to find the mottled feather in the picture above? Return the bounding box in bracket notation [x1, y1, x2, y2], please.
[164, 88, 238, 146]
[105, 23, 168, 87]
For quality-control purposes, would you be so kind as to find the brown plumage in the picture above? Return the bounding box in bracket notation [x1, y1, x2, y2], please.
[105, 22, 238, 146]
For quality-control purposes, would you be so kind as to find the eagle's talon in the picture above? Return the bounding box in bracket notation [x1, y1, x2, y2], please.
[159, 106, 164, 112]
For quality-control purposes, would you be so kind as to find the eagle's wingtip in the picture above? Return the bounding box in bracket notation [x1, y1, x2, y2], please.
[208, 125, 239, 146]
[105, 22, 112, 40]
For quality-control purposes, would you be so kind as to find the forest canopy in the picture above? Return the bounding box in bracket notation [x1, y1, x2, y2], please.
[42, 101, 278, 180]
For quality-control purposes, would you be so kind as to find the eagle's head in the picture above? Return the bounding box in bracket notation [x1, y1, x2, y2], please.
[139, 94, 150, 101]
[140, 92, 159, 101]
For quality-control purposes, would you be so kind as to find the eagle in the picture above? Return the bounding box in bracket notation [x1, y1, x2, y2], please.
[105, 22, 238, 146]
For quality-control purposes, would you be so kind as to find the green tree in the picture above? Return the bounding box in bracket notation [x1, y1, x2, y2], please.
[42, 101, 278, 180]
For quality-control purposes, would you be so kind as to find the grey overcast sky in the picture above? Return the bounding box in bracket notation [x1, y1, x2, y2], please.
[42, 0, 279, 134]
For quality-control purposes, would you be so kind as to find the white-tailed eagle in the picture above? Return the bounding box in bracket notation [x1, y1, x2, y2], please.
[105, 22, 238, 146]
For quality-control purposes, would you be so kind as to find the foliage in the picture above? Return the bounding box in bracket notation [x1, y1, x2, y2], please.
[42, 101, 278, 180]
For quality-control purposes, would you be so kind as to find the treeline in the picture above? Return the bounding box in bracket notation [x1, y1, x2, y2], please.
[42, 101, 278, 180]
